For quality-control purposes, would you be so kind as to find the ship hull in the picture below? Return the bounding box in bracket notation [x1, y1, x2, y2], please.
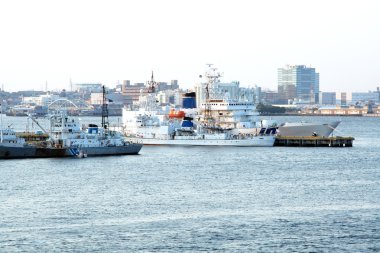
[277, 121, 340, 137]
[0, 144, 142, 159]
[76, 144, 143, 156]
[128, 136, 275, 147]
[0, 146, 68, 159]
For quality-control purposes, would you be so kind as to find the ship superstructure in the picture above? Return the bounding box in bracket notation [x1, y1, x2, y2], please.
[0, 127, 26, 147]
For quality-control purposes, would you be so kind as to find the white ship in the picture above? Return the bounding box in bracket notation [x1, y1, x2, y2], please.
[0, 87, 142, 159]
[277, 121, 341, 137]
[47, 109, 142, 156]
[123, 108, 275, 146]
[0, 111, 142, 159]
[128, 134, 275, 147]
[122, 67, 276, 147]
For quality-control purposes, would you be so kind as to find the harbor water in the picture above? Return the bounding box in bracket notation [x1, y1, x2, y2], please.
[0, 115, 379, 252]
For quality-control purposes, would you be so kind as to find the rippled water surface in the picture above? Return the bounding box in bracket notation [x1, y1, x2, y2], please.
[0, 116, 379, 252]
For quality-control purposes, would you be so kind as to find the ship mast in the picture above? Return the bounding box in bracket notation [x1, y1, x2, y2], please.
[143, 71, 158, 110]
[203, 64, 222, 124]
[101, 85, 109, 129]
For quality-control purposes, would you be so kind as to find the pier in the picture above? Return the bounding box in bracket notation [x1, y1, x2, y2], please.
[275, 136, 354, 147]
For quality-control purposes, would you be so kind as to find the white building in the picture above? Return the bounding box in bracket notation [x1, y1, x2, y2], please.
[318, 92, 337, 105]
[74, 83, 103, 93]
[155, 90, 182, 107]
[22, 94, 60, 106]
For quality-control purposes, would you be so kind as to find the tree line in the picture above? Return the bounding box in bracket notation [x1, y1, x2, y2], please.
[256, 103, 286, 115]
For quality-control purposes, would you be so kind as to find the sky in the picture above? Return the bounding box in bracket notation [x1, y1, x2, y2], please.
[0, 0, 379, 92]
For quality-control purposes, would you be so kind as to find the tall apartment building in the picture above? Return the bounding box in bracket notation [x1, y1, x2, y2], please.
[278, 65, 319, 104]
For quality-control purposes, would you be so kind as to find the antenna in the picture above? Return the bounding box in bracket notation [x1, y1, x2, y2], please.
[202, 64, 223, 123]
[101, 85, 109, 129]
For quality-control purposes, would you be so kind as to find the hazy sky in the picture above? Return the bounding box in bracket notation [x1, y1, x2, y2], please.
[0, 0, 379, 92]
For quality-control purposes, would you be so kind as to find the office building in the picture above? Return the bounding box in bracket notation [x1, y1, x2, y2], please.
[351, 91, 380, 104]
[170, 80, 179, 89]
[278, 65, 319, 104]
[319, 92, 336, 105]
[74, 83, 103, 93]
[341, 92, 347, 106]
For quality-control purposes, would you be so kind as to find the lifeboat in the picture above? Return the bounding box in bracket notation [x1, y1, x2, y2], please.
[168, 109, 185, 118]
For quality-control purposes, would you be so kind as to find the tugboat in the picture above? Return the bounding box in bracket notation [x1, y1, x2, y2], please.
[0, 86, 143, 159]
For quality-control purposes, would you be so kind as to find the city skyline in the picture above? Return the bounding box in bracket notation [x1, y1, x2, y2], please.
[1, 0, 379, 92]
